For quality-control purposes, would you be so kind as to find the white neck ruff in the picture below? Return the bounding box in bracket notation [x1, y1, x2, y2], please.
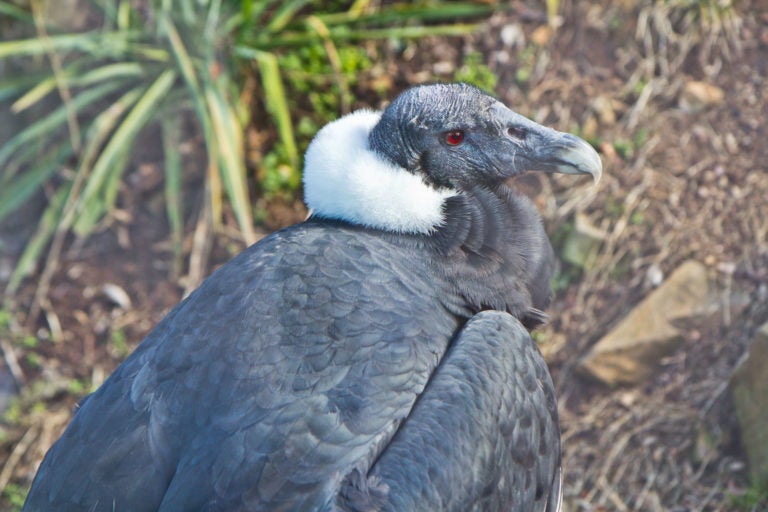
[302, 110, 456, 234]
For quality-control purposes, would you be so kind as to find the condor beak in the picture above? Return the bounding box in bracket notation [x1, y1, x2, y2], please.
[543, 133, 603, 184]
[496, 104, 603, 184]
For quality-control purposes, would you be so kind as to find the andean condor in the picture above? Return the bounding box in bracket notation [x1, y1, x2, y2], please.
[23, 83, 602, 511]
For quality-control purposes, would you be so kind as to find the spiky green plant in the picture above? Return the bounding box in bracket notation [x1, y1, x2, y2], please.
[0, 0, 254, 300]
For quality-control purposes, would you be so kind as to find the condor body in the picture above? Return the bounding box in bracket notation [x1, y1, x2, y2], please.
[24, 83, 601, 512]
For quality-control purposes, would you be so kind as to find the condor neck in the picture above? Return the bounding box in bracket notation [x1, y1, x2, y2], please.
[426, 185, 555, 325]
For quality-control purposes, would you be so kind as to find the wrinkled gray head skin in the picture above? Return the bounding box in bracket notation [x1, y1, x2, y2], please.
[369, 83, 602, 190]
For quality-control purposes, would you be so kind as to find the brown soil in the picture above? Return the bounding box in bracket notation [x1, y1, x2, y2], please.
[2, 0, 768, 510]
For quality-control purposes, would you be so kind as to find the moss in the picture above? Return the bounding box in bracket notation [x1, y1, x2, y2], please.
[453, 51, 498, 93]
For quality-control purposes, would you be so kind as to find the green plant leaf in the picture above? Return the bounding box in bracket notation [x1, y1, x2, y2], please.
[160, 12, 224, 230]
[74, 69, 177, 236]
[12, 61, 143, 113]
[243, 48, 299, 171]
[0, 72, 49, 102]
[0, 142, 72, 222]
[0, 80, 127, 169]
[0, 1, 32, 22]
[317, 2, 496, 28]
[6, 184, 70, 295]
[204, 75, 255, 244]
[161, 115, 183, 277]
[0, 32, 133, 60]
[52, 84, 143, 232]
[267, 0, 313, 33]
[160, 15, 200, 93]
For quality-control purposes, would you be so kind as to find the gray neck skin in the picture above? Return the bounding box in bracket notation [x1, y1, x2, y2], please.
[370, 183, 554, 328]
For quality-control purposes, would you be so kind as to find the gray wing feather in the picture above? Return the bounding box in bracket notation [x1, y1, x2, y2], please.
[24, 225, 457, 511]
[338, 310, 561, 512]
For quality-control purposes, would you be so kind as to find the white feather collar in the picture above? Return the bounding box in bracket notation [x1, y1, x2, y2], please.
[302, 110, 456, 234]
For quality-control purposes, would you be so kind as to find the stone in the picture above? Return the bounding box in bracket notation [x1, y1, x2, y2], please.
[499, 24, 524, 48]
[590, 95, 618, 126]
[679, 81, 725, 112]
[561, 213, 608, 269]
[531, 26, 553, 46]
[730, 322, 768, 489]
[579, 260, 715, 385]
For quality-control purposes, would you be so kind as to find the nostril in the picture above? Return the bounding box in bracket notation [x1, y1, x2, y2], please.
[507, 126, 526, 141]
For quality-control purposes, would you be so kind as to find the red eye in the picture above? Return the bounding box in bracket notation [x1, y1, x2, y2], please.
[445, 130, 464, 146]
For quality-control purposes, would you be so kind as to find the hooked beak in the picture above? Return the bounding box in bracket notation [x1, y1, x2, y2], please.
[496, 104, 603, 184]
[538, 132, 603, 184]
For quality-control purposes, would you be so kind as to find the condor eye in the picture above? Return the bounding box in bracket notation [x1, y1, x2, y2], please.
[445, 130, 464, 146]
[507, 126, 526, 141]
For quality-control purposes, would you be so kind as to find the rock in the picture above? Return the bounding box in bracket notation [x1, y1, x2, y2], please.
[730, 322, 768, 489]
[499, 24, 524, 48]
[579, 260, 716, 385]
[561, 213, 608, 269]
[531, 25, 553, 46]
[581, 114, 599, 140]
[590, 95, 618, 126]
[679, 81, 725, 112]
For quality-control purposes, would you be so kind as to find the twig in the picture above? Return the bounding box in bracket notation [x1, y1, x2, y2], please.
[0, 338, 24, 391]
[30, 0, 82, 153]
[184, 181, 214, 298]
[0, 423, 40, 492]
[43, 303, 63, 343]
[596, 474, 629, 511]
[700, 366, 739, 416]
[625, 78, 657, 132]
[27, 225, 67, 326]
[633, 455, 659, 510]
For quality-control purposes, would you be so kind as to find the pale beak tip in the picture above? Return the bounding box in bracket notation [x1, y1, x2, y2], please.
[556, 136, 603, 185]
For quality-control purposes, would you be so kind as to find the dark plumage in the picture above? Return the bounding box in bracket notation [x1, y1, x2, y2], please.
[23, 83, 601, 511]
